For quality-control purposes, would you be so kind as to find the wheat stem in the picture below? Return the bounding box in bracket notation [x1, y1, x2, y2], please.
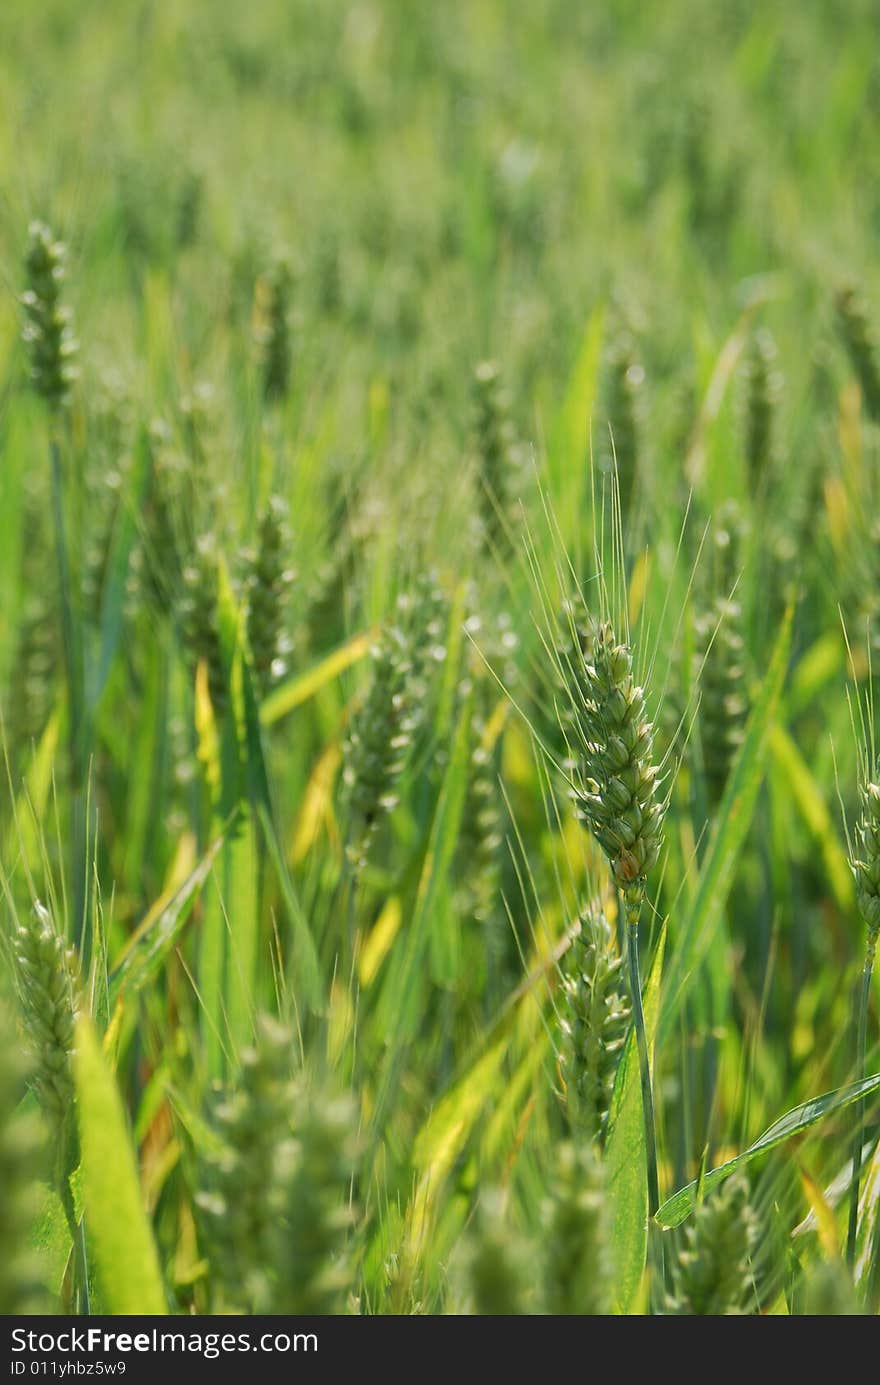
[625, 890, 665, 1298]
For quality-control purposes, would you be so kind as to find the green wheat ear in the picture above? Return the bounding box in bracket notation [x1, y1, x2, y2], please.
[245, 495, 295, 696]
[131, 420, 193, 617]
[181, 534, 228, 716]
[342, 620, 417, 870]
[12, 902, 80, 1147]
[556, 903, 630, 1142]
[258, 258, 294, 403]
[543, 1140, 612, 1314]
[457, 684, 504, 925]
[563, 611, 665, 904]
[555, 595, 665, 1235]
[743, 327, 782, 491]
[196, 1015, 296, 1313]
[0, 999, 49, 1313]
[471, 360, 522, 552]
[835, 284, 880, 422]
[460, 1188, 531, 1315]
[851, 776, 880, 949]
[276, 1076, 359, 1315]
[21, 221, 79, 410]
[694, 503, 748, 808]
[664, 1174, 759, 1315]
[9, 492, 59, 754]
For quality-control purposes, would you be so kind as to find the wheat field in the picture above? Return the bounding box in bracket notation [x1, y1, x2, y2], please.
[2, 0, 880, 1319]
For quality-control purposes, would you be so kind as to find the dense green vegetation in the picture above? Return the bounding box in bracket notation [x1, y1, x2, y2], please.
[2, 0, 880, 1316]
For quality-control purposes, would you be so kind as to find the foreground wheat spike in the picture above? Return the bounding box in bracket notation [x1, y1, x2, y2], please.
[846, 771, 880, 1268]
[197, 1016, 296, 1313]
[836, 285, 880, 422]
[276, 1078, 358, 1314]
[462, 1189, 530, 1315]
[557, 905, 630, 1141]
[559, 603, 664, 1234]
[246, 495, 295, 695]
[181, 535, 228, 715]
[0, 1001, 48, 1313]
[694, 506, 748, 806]
[342, 622, 415, 869]
[21, 222, 78, 410]
[743, 327, 782, 489]
[471, 360, 520, 551]
[604, 328, 644, 515]
[565, 615, 664, 898]
[543, 1141, 612, 1314]
[12, 903, 80, 1141]
[664, 1175, 758, 1314]
[260, 258, 293, 403]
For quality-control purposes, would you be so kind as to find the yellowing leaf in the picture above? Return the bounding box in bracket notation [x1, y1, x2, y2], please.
[261, 631, 374, 726]
[358, 896, 402, 988]
[770, 722, 854, 911]
[291, 744, 342, 864]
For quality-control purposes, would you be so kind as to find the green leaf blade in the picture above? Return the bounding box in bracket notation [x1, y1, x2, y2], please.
[73, 1015, 166, 1315]
[657, 1072, 880, 1229]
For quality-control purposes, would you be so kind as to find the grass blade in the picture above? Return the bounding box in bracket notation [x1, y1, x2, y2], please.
[657, 1072, 880, 1228]
[605, 925, 666, 1313]
[73, 1015, 166, 1314]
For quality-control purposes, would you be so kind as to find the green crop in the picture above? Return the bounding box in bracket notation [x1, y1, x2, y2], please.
[2, 0, 880, 1321]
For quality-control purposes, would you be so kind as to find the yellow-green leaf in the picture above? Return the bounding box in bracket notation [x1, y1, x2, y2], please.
[73, 1015, 166, 1314]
